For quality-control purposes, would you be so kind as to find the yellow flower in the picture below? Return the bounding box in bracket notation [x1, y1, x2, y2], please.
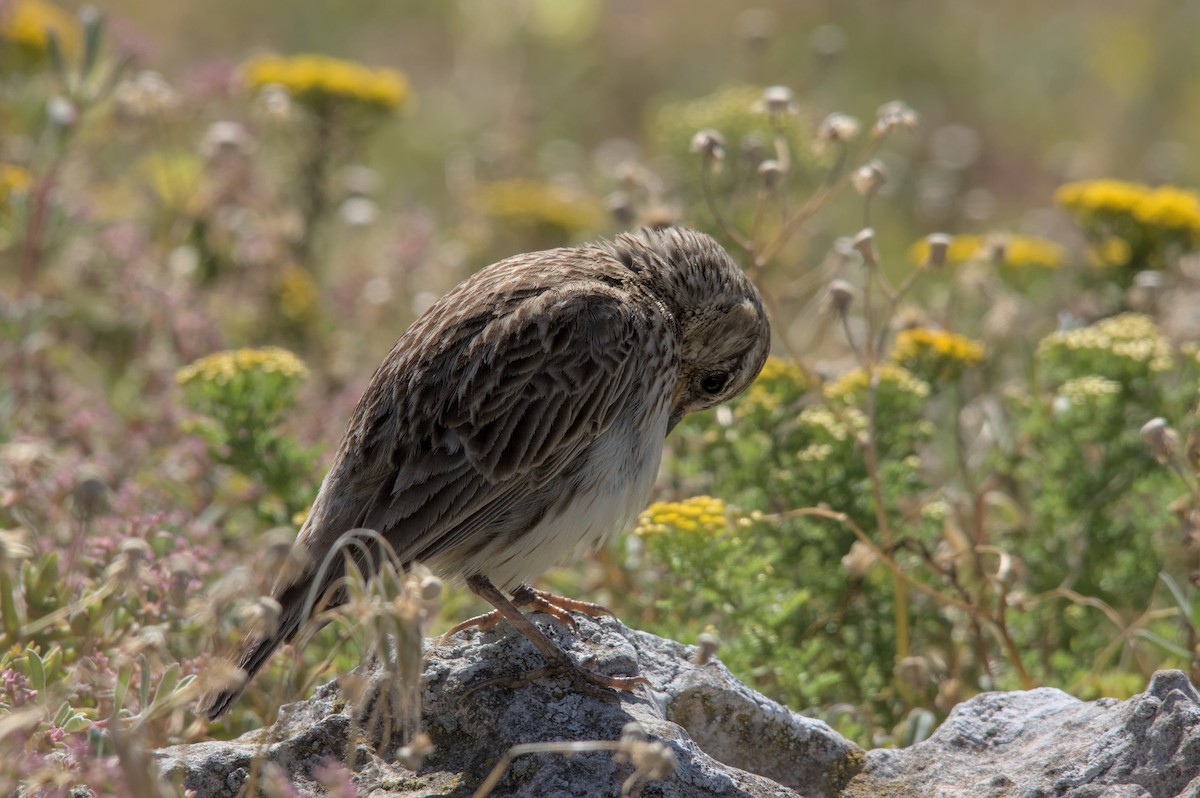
[635, 496, 728, 537]
[242, 53, 408, 113]
[176, 347, 310, 388]
[1055, 179, 1150, 216]
[825, 365, 931, 402]
[138, 152, 206, 217]
[907, 234, 1064, 269]
[797, 406, 867, 441]
[1087, 237, 1132, 268]
[1036, 313, 1173, 373]
[738, 355, 808, 416]
[1057, 376, 1121, 403]
[0, 0, 80, 61]
[892, 327, 985, 383]
[0, 164, 32, 208]
[1132, 186, 1200, 233]
[473, 179, 603, 234]
[1056, 179, 1200, 240]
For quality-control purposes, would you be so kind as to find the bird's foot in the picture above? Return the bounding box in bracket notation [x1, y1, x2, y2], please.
[457, 575, 648, 700]
[508, 584, 616, 631]
[464, 657, 650, 702]
[440, 583, 615, 640]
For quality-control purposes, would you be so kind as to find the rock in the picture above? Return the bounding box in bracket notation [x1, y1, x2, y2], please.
[159, 615, 859, 797]
[845, 669, 1200, 798]
[156, 615, 1200, 797]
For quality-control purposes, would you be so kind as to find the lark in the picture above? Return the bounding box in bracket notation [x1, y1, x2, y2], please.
[203, 226, 770, 719]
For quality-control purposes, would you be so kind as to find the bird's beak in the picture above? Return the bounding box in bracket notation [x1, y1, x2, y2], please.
[667, 379, 687, 435]
[666, 412, 683, 435]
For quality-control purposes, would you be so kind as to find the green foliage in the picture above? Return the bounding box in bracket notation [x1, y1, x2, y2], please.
[176, 347, 320, 522]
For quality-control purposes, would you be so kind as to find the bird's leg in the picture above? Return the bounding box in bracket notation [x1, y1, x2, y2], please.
[462, 574, 648, 699]
[440, 583, 615, 639]
[508, 584, 616, 630]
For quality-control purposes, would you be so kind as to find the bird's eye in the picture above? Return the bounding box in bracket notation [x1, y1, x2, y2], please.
[699, 372, 732, 395]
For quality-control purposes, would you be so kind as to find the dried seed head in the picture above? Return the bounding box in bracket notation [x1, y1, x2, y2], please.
[814, 112, 861, 154]
[841, 539, 878, 577]
[739, 134, 766, 165]
[47, 97, 79, 129]
[639, 741, 678, 781]
[896, 655, 932, 692]
[735, 8, 777, 50]
[168, 552, 196, 603]
[620, 721, 648, 745]
[419, 574, 443, 602]
[852, 228, 878, 267]
[757, 159, 783, 189]
[826, 279, 856, 316]
[925, 233, 953, 268]
[120, 538, 152, 566]
[396, 732, 434, 770]
[1141, 417, 1179, 463]
[851, 159, 887, 197]
[70, 473, 110, 523]
[605, 192, 636, 226]
[689, 129, 726, 163]
[875, 100, 919, 135]
[200, 120, 256, 160]
[694, 631, 721, 665]
[760, 85, 798, 116]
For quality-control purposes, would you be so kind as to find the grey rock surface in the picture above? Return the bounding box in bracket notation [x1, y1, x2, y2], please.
[159, 615, 860, 797]
[157, 615, 1200, 797]
[846, 669, 1200, 798]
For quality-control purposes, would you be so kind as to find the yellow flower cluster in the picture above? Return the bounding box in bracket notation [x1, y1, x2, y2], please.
[893, 328, 984, 367]
[635, 496, 728, 537]
[908, 234, 1065, 269]
[0, 164, 32, 207]
[797, 406, 868, 442]
[474, 179, 603, 234]
[1036, 313, 1173, 373]
[825, 365, 931, 402]
[0, 0, 79, 59]
[243, 54, 408, 112]
[1056, 179, 1200, 234]
[1057, 376, 1121, 403]
[738, 355, 808, 415]
[892, 328, 985, 383]
[176, 347, 310, 388]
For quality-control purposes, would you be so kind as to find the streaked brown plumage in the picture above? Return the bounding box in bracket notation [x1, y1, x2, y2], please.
[202, 226, 769, 719]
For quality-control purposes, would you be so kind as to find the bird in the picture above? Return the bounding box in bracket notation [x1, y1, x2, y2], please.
[201, 225, 770, 720]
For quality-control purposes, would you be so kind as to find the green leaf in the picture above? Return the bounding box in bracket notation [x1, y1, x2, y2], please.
[27, 648, 45, 697]
[149, 663, 181, 711]
[62, 713, 92, 733]
[80, 6, 104, 81]
[138, 654, 151, 710]
[1161, 571, 1200, 632]
[1134, 628, 1193, 660]
[45, 30, 69, 88]
[112, 661, 133, 717]
[0, 570, 20, 640]
[53, 700, 72, 727]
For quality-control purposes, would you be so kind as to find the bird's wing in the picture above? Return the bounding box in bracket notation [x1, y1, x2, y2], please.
[345, 282, 659, 565]
[202, 281, 662, 721]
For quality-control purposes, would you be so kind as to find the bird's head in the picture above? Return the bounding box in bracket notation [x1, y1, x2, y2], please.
[606, 226, 771, 431]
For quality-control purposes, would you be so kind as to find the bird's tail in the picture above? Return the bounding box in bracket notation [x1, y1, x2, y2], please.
[200, 563, 343, 721]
